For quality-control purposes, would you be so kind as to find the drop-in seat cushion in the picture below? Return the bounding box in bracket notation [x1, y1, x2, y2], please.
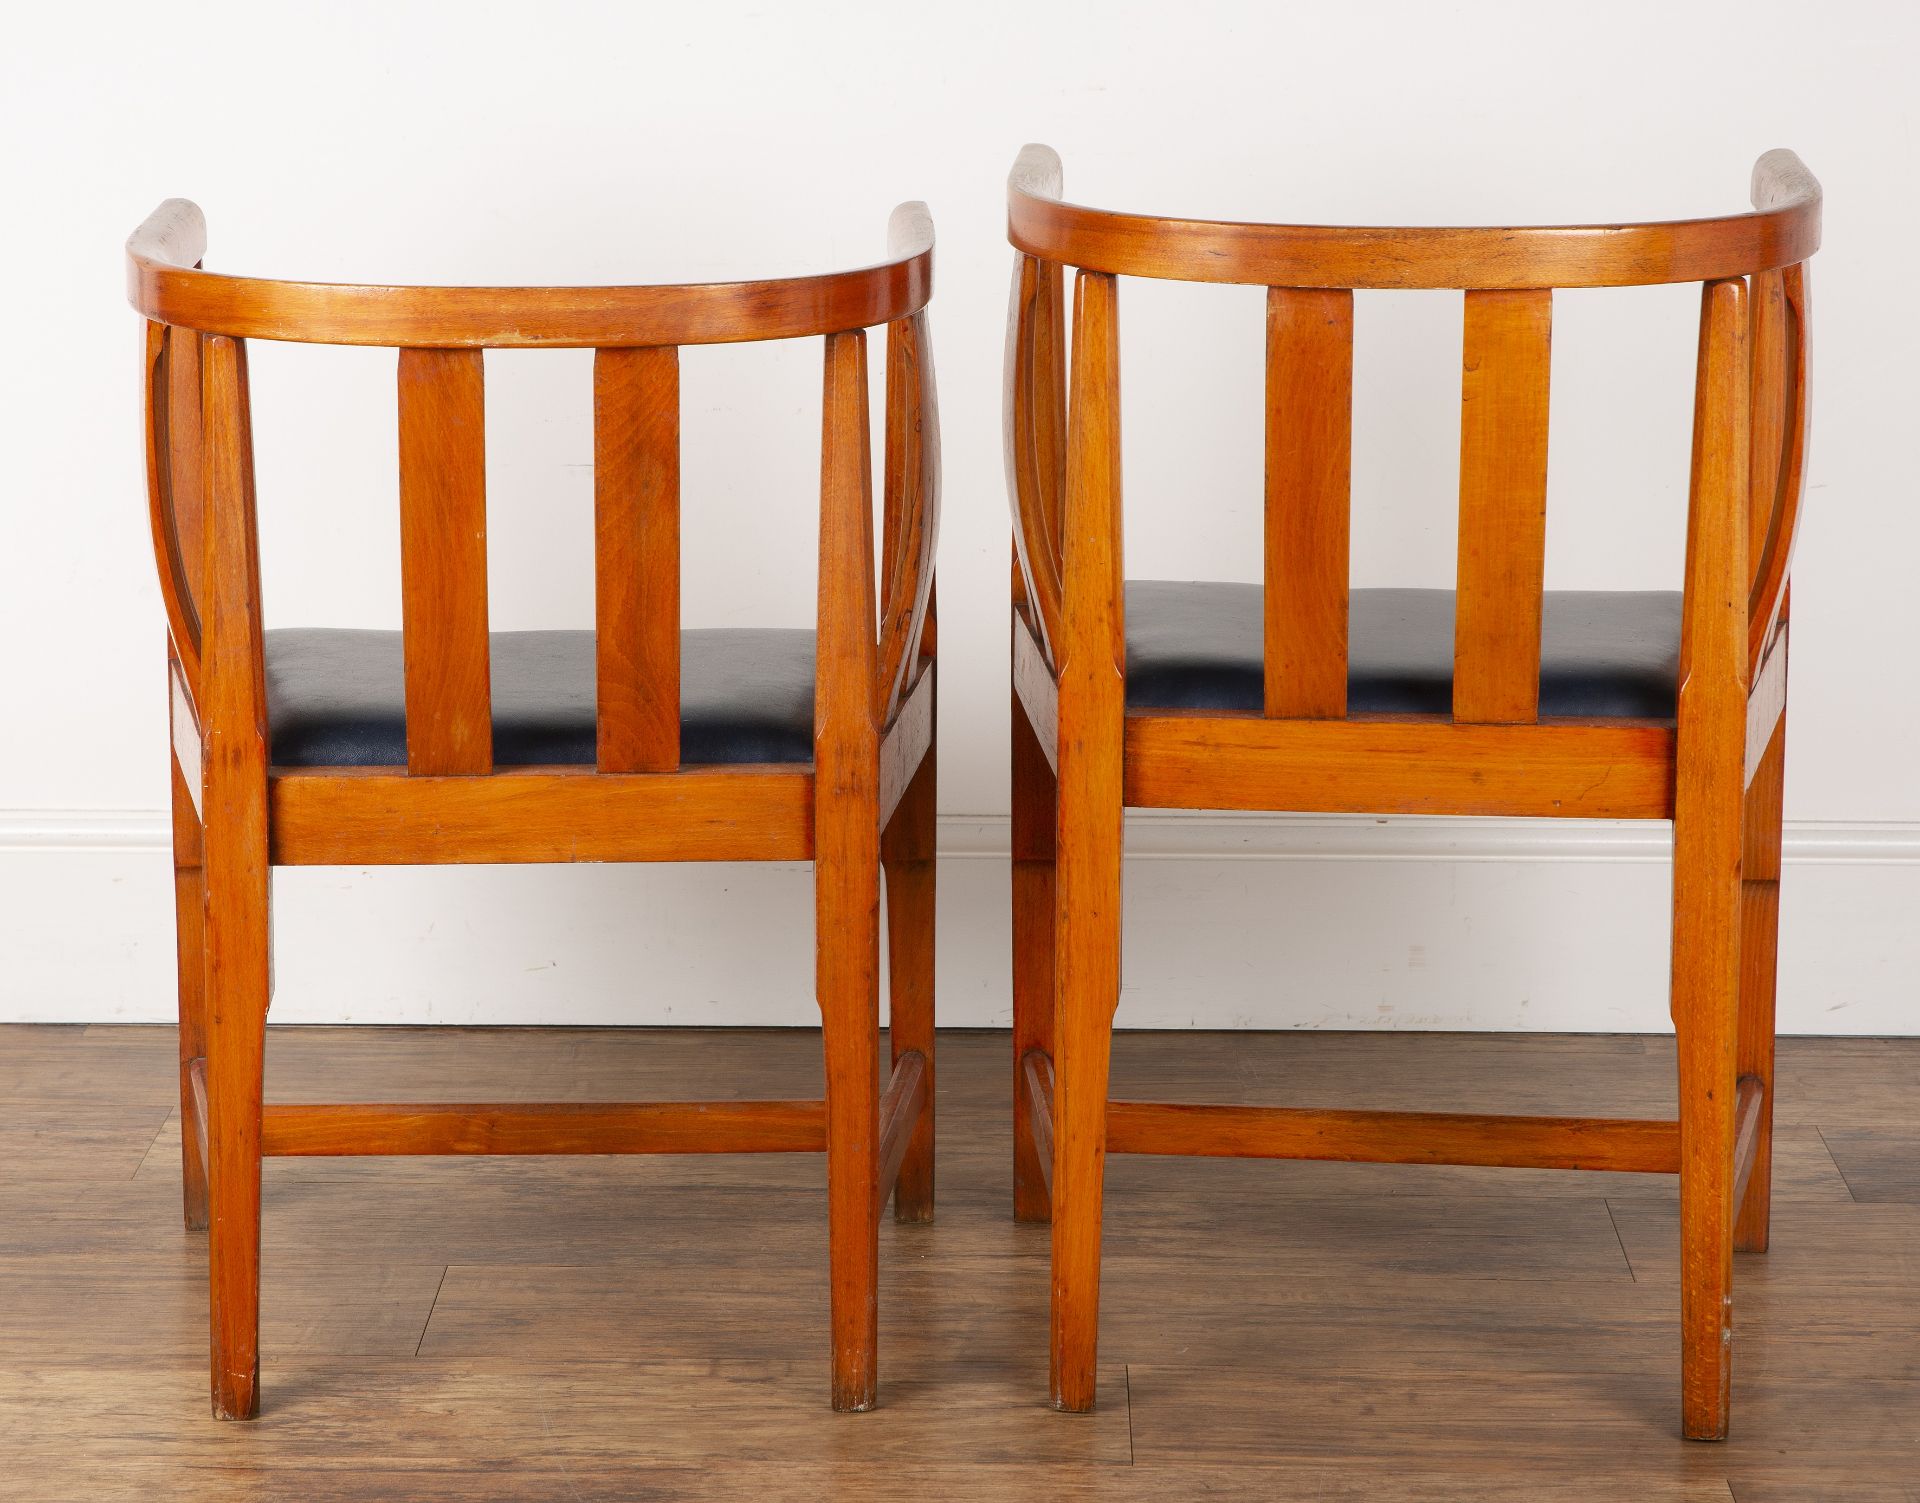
[1125, 582, 1683, 719]
[265, 628, 815, 767]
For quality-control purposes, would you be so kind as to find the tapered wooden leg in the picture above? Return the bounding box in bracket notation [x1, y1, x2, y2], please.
[1673, 786, 1742, 1441]
[169, 739, 209, 1232]
[1012, 672, 1057, 1224]
[882, 729, 936, 1225]
[1671, 275, 1750, 1442]
[819, 830, 881, 1410]
[1050, 268, 1126, 1413]
[1736, 707, 1786, 1253]
[193, 329, 274, 1420]
[202, 749, 270, 1421]
[815, 326, 882, 1411]
[1049, 932, 1115, 1414]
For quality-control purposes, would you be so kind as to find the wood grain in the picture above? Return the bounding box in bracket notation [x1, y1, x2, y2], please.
[1006, 255, 1067, 663]
[144, 323, 203, 682]
[1736, 702, 1787, 1252]
[1011, 610, 1059, 774]
[874, 1051, 930, 1219]
[815, 328, 883, 1411]
[1107, 1102, 1679, 1173]
[397, 346, 491, 776]
[261, 1100, 827, 1156]
[168, 659, 207, 1230]
[1747, 264, 1810, 669]
[878, 665, 934, 830]
[268, 766, 813, 865]
[1124, 713, 1674, 818]
[128, 197, 935, 348]
[1263, 286, 1353, 718]
[1670, 277, 1751, 1441]
[198, 334, 271, 1419]
[1008, 144, 1821, 290]
[168, 657, 201, 820]
[878, 311, 939, 724]
[881, 710, 937, 1223]
[592, 345, 680, 772]
[7, 1027, 1919, 1493]
[1024, 1049, 1057, 1199]
[1050, 269, 1125, 1412]
[1011, 628, 1059, 1223]
[1454, 288, 1552, 723]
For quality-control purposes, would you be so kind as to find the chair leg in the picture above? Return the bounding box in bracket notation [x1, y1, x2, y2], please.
[1736, 713, 1786, 1253]
[1048, 702, 1121, 1413]
[818, 802, 882, 1412]
[202, 766, 270, 1421]
[882, 732, 936, 1225]
[1011, 679, 1057, 1224]
[1672, 748, 1745, 1442]
[169, 745, 209, 1232]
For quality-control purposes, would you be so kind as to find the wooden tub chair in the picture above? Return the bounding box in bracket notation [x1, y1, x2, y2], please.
[129, 196, 939, 1417]
[1003, 144, 1817, 1439]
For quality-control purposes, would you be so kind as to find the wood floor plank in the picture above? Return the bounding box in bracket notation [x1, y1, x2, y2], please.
[1101, 1176, 1633, 1280]
[0, 1357, 1132, 1476]
[1727, 1474, 1920, 1503]
[0, 1460, 1742, 1503]
[0, 1025, 179, 1106]
[0, 1101, 173, 1182]
[1607, 1199, 1920, 1288]
[1108, 1029, 1680, 1116]
[1, 1024, 1916, 1498]
[1603, 1198, 1920, 1381]
[1126, 1363, 1920, 1476]
[1767, 1038, 1920, 1127]
[1818, 1127, 1920, 1202]
[0, 1256, 446, 1362]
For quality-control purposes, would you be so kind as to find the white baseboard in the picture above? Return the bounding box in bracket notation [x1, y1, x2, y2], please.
[4, 809, 1917, 1033]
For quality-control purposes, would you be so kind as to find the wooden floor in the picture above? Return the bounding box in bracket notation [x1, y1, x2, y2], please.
[2, 1024, 1917, 1500]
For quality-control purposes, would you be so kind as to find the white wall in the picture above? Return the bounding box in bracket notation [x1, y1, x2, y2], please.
[3, 0, 1916, 1031]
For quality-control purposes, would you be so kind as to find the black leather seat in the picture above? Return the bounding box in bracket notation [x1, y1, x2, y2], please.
[265, 628, 816, 767]
[1125, 581, 1682, 719]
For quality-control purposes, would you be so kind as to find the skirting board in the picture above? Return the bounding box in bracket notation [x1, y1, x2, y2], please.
[4, 809, 1918, 1033]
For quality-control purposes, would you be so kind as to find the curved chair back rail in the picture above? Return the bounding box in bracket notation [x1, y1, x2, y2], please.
[128, 198, 934, 347]
[135, 200, 938, 772]
[1007, 143, 1819, 290]
[1005, 146, 1815, 696]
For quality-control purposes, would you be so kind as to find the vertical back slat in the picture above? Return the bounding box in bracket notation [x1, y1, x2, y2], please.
[1263, 287, 1354, 718]
[397, 347, 491, 775]
[1454, 288, 1553, 724]
[593, 346, 681, 771]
